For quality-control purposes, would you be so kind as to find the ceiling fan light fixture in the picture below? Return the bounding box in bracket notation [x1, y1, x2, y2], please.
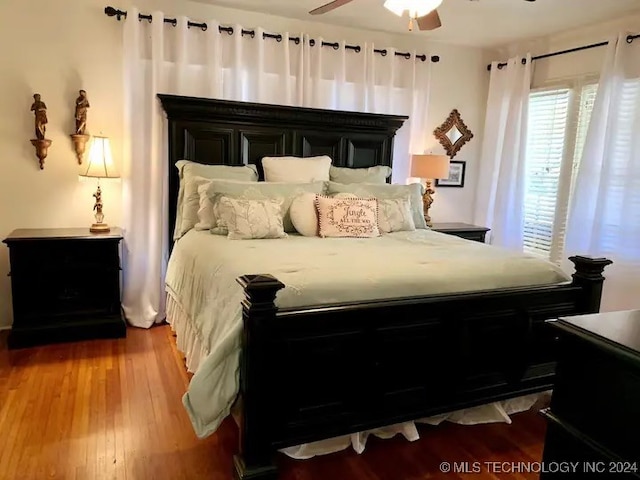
[383, 0, 443, 18]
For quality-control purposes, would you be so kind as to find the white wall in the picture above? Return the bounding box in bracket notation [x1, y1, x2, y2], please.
[0, 0, 488, 328]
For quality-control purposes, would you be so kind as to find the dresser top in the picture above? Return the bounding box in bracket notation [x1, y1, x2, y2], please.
[3, 227, 123, 243]
[553, 310, 640, 357]
[430, 222, 490, 233]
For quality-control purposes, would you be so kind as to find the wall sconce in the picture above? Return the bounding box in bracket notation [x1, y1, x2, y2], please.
[70, 90, 90, 164]
[30, 93, 51, 169]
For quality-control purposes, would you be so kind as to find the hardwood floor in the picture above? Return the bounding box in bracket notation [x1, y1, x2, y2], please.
[0, 326, 546, 480]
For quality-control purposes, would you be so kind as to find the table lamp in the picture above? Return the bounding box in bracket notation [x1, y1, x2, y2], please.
[80, 136, 119, 233]
[410, 154, 450, 227]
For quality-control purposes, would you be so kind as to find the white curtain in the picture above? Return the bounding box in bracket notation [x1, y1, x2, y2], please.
[565, 34, 640, 311]
[121, 9, 432, 327]
[474, 55, 532, 250]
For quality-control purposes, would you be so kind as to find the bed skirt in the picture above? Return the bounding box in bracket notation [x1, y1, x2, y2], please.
[166, 294, 547, 459]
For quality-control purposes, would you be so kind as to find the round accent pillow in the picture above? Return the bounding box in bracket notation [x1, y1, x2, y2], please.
[290, 193, 319, 237]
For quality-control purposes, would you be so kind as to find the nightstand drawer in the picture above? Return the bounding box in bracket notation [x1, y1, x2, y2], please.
[12, 270, 120, 322]
[9, 240, 119, 274]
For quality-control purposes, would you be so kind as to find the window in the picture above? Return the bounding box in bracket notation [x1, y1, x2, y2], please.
[523, 83, 597, 262]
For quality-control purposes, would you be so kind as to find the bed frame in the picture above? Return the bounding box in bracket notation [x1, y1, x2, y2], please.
[158, 94, 612, 480]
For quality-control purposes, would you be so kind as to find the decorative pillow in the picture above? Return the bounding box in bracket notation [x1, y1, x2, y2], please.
[206, 180, 326, 234]
[289, 193, 319, 237]
[315, 195, 380, 238]
[329, 165, 392, 184]
[262, 156, 331, 183]
[174, 161, 258, 239]
[217, 197, 287, 240]
[377, 197, 416, 233]
[327, 181, 427, 229]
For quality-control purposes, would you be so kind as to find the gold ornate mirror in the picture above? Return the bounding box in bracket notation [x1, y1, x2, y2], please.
[434, 109, 474, 158]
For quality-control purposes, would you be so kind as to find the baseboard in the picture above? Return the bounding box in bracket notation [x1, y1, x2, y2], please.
[0, 325, 11, 332]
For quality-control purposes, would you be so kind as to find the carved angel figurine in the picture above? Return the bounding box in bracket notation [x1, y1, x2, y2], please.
[30, 94, 48, 140]
[93, 186, 104, 222]
[75, 90, 90, 135]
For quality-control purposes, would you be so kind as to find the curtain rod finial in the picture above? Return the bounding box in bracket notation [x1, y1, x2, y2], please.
[104, 6, 126, 21]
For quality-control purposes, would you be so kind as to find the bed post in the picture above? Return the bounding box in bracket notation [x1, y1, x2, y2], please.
[234, 274, 285, 480]
[569, 256, 613, 314]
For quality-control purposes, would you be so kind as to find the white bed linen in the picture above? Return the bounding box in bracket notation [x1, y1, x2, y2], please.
[166, 229, 569, 444]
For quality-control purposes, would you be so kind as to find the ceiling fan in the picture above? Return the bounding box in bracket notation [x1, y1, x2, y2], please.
[310, 0, 444, 31]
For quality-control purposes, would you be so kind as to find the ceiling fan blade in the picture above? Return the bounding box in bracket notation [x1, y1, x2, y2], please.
[309, 0, 355, 15]
[416, 9, 442, 31]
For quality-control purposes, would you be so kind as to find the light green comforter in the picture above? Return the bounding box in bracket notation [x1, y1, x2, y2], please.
[165, 229, 569, 438]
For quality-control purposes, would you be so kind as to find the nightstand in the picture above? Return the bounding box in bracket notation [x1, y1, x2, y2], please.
[430, 222, 490, 243]
[3, 228, 126, 349]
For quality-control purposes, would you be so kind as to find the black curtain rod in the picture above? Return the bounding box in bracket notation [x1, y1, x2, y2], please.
[487, 33, 640, 71]
[104, 6, 440, 63]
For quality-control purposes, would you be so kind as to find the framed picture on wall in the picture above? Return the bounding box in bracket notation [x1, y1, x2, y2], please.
[436, 160, 466, 188]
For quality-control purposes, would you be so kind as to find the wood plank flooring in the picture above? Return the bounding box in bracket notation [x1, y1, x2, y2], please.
[0, 326, 546, 480]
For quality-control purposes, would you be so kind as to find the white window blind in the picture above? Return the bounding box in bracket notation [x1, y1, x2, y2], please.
[572, 83, 598, 180]
[523, 83, 597, 262]
[524, 89, 570, 259]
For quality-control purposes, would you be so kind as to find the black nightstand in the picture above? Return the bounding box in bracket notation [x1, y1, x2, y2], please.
[430, 222, 490, 243]
[3, 228, 126, 349]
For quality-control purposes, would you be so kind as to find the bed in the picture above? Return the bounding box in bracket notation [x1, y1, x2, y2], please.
[158, 94, 612, 480]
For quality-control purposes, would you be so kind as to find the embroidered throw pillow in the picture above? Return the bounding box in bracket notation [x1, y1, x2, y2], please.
[217, 197, 287, 240]
[315, 195, 380, 238]
[378, 197, 416, 233]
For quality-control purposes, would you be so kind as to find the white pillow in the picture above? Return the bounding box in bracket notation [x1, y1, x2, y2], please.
[290, 193, 319, 237]
[217, 197, 287, 240]
[262, 156, 331, 183]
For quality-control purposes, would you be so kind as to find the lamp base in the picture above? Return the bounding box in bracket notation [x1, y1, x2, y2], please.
[422, 179, 435, 228]
[90, 223, 111, 234]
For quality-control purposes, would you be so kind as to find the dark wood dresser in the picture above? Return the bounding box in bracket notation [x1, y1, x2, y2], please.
[3, 228, 126, 349]
[541, 310, 640, 479]
[430, 222, 490, 243]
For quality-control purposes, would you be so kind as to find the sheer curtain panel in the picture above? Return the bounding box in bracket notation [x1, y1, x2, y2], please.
[565, 34, 640, 311]
[121, 8, 432, 327]
[474, 55, 532, 250]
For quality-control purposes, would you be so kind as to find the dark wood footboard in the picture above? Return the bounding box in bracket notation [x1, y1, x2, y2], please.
[232, 256, 612, 480]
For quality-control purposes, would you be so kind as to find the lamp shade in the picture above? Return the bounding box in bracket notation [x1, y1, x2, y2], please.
[384, 0, 443, 17]
[410, 154, 450, 179]
[80, 136, 119, 179]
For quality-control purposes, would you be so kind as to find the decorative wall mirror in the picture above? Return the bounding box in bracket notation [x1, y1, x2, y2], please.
[434, 109, 474, 158]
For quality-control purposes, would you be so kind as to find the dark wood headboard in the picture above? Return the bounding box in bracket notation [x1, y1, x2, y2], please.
[157, 94, 408, 241]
